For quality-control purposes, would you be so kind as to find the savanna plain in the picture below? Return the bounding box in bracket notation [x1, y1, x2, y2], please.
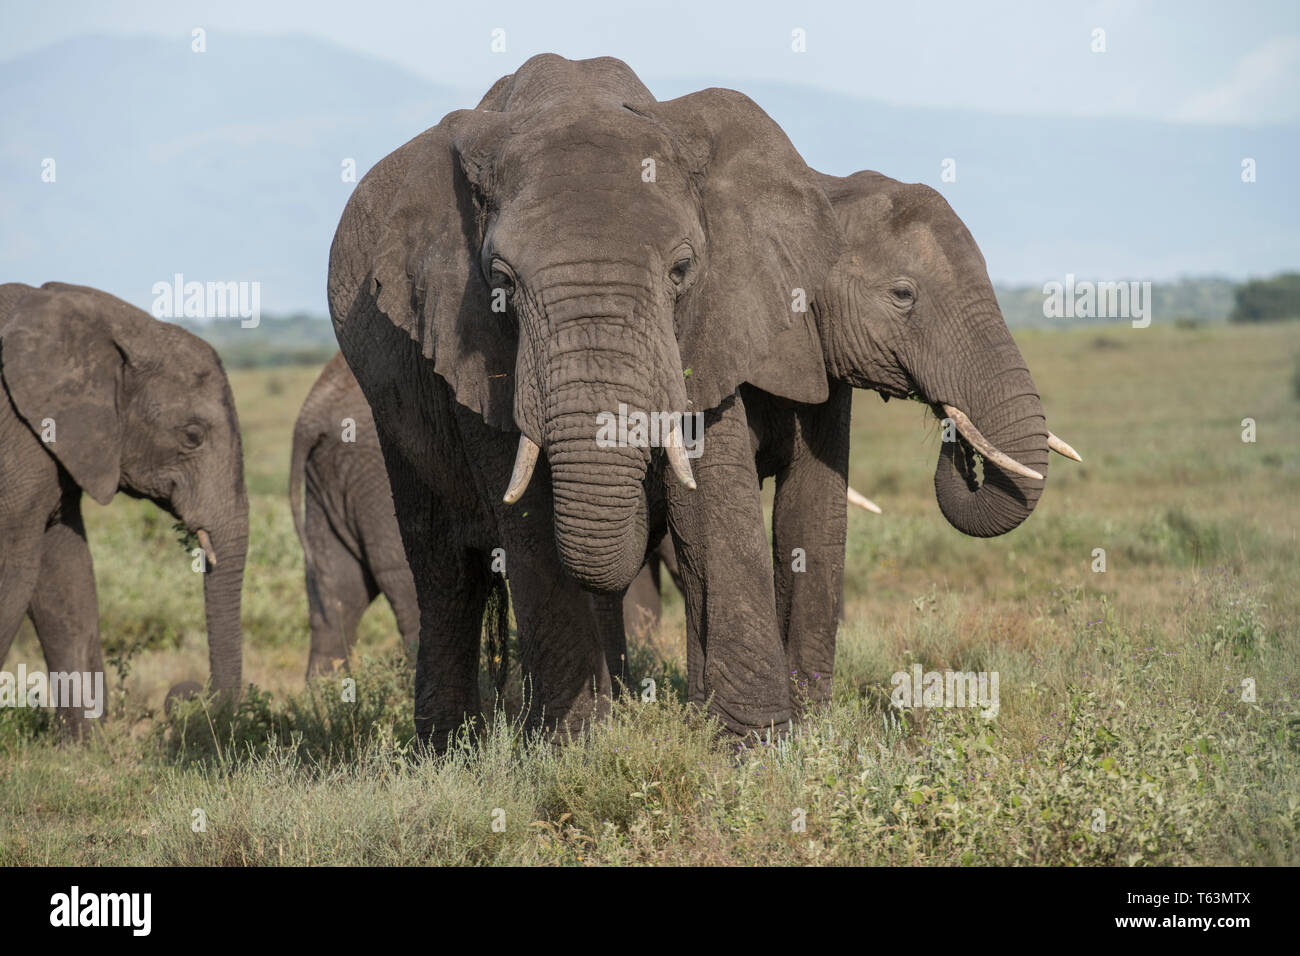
[2, 320, 1298, 865]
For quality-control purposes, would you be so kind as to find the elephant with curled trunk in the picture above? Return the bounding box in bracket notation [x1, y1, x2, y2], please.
[756, 170, 1081, 707]
[329, 53, 1072, 746]
[0, 282, 249, 734]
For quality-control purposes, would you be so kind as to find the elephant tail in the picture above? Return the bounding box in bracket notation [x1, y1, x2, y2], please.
[483, 572, 510, 700]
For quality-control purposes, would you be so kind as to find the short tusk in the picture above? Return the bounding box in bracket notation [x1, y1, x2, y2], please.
[196, 529, 218, 569]
[940, 404, 1044, 482]
[1047, 431, 1082, 462]
[502, 434, 541, 504]
[846, 486, 882, 514]
[664, 424, 697, 490]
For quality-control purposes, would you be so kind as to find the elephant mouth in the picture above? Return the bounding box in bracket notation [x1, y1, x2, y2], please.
[930, 400, 1080, 485]
[933, 402, 1044, 483]
[501, 428, 697, 504]
[925, 398, 1086, 509]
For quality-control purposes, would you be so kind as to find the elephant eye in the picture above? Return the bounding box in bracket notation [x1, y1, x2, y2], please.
[669, 257, 692, 287]
[490, 259, 516, 297]
[890, 283, 916, 307]
[180, 424, 206, 450]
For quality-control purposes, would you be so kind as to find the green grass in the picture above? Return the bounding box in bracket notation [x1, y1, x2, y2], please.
[2, 320, 1298, 865]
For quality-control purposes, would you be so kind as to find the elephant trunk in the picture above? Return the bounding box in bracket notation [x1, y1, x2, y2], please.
[547, 405, 651, 594]
[516, 273, 686, 593]
[918, 302, 1048, 537]
[198, 500, 248, 694]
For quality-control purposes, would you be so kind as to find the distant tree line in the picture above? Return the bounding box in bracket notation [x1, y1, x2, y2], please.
[179, 314, 339, 368]
[1229, 273, 1300, 323]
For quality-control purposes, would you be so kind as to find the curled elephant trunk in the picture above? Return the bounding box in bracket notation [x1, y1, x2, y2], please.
[927, 338, 1049, 538]
[197, 506, 248, 694]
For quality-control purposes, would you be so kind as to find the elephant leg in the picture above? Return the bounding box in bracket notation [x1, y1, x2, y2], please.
[354, 488, 422, 664]
[593, 591, 630, 696]
[771, 382, 851, 710]
[0, 433, 55, 664]
[411, 548, 491, 751]
[26, 505, 105, 738]
[0, 531, 42, 667]
[667, 390, 790, 738]
[372, 564, 420, 666]
[375, 441, 491, 751]
[305, 493, 376, 678]
[507, 557, 612, 741]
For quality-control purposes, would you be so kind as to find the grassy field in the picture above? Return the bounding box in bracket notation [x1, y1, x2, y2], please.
[2, 320, 1299, 865]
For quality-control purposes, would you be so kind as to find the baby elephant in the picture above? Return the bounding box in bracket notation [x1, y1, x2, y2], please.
[0, 282, 249, 735]
[290, 355, 879, 680]
[290, 355, 685, 678]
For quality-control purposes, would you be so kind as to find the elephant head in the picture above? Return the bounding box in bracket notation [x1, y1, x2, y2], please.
[812, 172, 1078, 537]
[334, 54, 840, 592]
[0, 282, 249, 692]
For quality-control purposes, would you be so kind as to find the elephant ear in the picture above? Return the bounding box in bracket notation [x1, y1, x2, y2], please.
[655, 88, 842, 409]
[0, 286, 124, 505]
[356, 110, 520, 434]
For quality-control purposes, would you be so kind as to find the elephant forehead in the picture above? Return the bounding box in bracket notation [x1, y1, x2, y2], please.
[895, 221, 956, 284]
[499, 110, 690, 193]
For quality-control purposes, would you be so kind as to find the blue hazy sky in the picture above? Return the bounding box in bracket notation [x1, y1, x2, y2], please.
[5, 0, 1298, 123]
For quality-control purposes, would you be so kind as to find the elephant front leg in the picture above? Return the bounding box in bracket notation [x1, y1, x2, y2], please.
[592, 591, 630, 696]
[667, 390, 790, 738]
[26, 504, 105, 739]
[0, 530, 43, 667]
[771, 382, 851, 710]
[409, 544, 492, 752]
[377, 439, 490, 752]
[506, 554, 614, 740]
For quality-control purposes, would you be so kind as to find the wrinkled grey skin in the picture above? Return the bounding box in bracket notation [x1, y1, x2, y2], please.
[0, 282, 249, 735]
[291, 353, 679, 677]
[330, 54, 1052, 745]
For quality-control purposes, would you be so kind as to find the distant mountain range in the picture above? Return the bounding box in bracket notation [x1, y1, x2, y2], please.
[2, 34, 1295, 318]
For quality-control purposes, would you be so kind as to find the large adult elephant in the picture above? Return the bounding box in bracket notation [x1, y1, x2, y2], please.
[329, 53, 837, 746]
[329, 53, 1068, 745]
[0, 282, 249, 733]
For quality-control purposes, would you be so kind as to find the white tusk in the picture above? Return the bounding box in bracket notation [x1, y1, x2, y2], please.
[846, 486, 882, 514]
[196, 529, 218, 569]
[1047, 431, 1082, 462]
[502, 434, 541, 504]
[940, 404, 1043, 482]
[664, 424, 697, 490]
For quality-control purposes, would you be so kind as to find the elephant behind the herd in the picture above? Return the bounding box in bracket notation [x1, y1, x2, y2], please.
[0, 282, 249, 735]
[327, 54, 1079, 749]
